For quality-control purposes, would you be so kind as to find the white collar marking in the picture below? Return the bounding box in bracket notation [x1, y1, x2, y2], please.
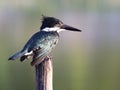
[42, 27, 65, 32]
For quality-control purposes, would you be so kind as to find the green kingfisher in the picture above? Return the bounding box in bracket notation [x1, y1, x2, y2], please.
[8, 16, 81, 66]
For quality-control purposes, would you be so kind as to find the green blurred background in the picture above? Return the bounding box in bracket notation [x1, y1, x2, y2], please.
[0, 0, 120, 90]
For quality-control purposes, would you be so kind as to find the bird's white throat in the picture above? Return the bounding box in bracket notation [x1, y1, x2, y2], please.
[42, 27, 65, 32]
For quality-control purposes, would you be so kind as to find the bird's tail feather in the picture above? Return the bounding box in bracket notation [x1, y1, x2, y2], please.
[8, 51, 25, 60]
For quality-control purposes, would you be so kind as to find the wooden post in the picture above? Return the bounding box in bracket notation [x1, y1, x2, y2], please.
[35, 57, 53, 90]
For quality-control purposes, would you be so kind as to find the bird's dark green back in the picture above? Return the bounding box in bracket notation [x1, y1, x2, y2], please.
[22, 31, 59, 60]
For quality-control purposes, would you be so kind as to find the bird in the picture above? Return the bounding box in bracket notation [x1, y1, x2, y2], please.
[8, 16, 82, 66]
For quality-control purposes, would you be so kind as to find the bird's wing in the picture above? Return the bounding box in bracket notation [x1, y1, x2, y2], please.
[27, 31, 59, 66]
[28, 31, 58, 52]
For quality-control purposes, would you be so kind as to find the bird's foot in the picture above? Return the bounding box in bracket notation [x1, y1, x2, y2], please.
[44, 56, 52, 61]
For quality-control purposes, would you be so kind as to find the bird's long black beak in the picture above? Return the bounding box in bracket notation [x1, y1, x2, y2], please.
[61, 24, 82, 32]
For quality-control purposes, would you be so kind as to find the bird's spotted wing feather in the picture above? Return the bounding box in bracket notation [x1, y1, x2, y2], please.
[27, 31, 59, 66]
